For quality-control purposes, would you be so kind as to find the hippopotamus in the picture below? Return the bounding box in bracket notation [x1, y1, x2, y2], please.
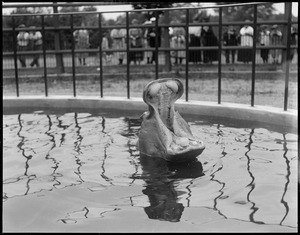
[137, 78, 205, 162]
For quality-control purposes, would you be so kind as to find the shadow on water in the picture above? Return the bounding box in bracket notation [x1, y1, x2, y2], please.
[139, 155, 204, 222]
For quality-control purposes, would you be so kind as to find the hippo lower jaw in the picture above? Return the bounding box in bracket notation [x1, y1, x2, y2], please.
[138, 78, 205, 162]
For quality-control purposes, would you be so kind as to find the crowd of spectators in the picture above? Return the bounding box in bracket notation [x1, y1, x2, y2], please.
[16, 15, 297, 68]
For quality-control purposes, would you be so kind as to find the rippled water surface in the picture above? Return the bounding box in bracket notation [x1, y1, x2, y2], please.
[3, 109, 298, 232]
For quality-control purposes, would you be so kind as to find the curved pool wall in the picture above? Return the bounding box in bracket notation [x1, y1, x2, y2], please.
[3, 96, 297, 130]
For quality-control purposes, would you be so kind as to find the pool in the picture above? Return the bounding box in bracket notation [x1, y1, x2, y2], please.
[3, 107, 297, 232]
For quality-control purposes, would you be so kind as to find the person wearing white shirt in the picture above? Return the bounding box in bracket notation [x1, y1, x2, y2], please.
[17, 24, 30, 67]
[237, 20, 253, 63]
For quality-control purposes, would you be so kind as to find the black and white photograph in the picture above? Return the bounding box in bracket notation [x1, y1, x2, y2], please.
[2, 2, 298, 233]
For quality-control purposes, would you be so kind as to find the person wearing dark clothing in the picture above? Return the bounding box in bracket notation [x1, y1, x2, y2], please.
[146, 17, 161, 64]
[29, 26, 42, 67]
[188, 17, 202, 64]
[223, 26, 238, 64]
[290, 26, 298, 61]
[202, 26, 218, 64]
[259, 25, 271, 63]
[129, 19, 144, 64]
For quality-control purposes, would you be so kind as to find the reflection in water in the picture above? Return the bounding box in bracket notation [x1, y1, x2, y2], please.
[279, 134, 290, 225]
[2, 111, 298, 229]
[244, 129, 264, 225]
[139, 155, 204, 222]
[125, 117, 204, 222]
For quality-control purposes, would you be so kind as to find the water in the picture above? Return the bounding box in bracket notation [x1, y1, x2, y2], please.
[3, 108, 298, 232]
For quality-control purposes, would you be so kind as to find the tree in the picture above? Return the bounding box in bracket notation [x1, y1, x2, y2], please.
[214, 2, 276, 21]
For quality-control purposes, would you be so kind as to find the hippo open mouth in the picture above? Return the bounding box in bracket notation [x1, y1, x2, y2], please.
[138, 78, 205, 162]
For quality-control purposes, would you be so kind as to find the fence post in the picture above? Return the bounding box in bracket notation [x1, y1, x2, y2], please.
[155, 10, 159, 80]
[41, 15, 48, 97]
[162, 9, 171, 72]
[12, 17, 19, 97]
[126, 12, 130, 99]
[98, 13, 103, 98]
[70, 14, 76, 97]
[251, 4, 257, 107]
[185, 9, 189, 102]
[53, 2, 65, 73]
[283, 2, 292, 111]
[218, 7, 223, 104]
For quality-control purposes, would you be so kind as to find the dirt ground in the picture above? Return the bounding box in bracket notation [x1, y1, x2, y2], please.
[3, 63, 298, 110]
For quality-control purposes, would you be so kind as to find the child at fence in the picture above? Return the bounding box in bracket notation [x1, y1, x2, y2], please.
[170, 20, 186, 65]
[29, 26, 42, 67]
[17, 24, 30, 68]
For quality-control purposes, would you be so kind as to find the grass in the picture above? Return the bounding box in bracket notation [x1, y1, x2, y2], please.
[3, 63, 298, 110]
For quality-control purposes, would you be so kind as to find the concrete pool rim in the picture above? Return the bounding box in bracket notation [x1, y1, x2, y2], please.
[3, 96, 297, 129]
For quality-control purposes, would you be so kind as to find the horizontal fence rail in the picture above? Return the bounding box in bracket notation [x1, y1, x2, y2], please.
[2, 2, 298, 111]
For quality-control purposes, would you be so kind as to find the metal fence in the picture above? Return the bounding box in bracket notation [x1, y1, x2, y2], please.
[2, 2, 298, 111]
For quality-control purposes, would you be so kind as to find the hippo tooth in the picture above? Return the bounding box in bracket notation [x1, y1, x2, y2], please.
[175, 137, 189, 147]
[165, 80, 178, 93]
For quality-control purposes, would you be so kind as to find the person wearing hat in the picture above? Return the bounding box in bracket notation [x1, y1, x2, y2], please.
[17, 24, 30, 67]
[270, 24, 282, 64]
[259, 24, 271, 63]
[146, 17, 161, 64]
[29, 26, 42, 67]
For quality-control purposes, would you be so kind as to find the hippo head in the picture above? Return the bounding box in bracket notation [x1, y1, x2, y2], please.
[138, 78, 205, 162]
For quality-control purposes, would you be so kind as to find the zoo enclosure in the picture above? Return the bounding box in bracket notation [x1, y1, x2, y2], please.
[2, 2, 298, 111]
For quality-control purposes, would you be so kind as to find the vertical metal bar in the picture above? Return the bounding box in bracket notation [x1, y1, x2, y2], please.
[126, 12, 130, 99]
[185, 9, 189, 102]
[218, 7, 222, 104]
[251, 5, 257, 107]
[41, 15, 48, 97]
[155, 10, 159, 80]
[12, 17, 19, 97]
[98, 13, 103, 97]
[283, 2, 292, 111]
[70, 14, 76, 97]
